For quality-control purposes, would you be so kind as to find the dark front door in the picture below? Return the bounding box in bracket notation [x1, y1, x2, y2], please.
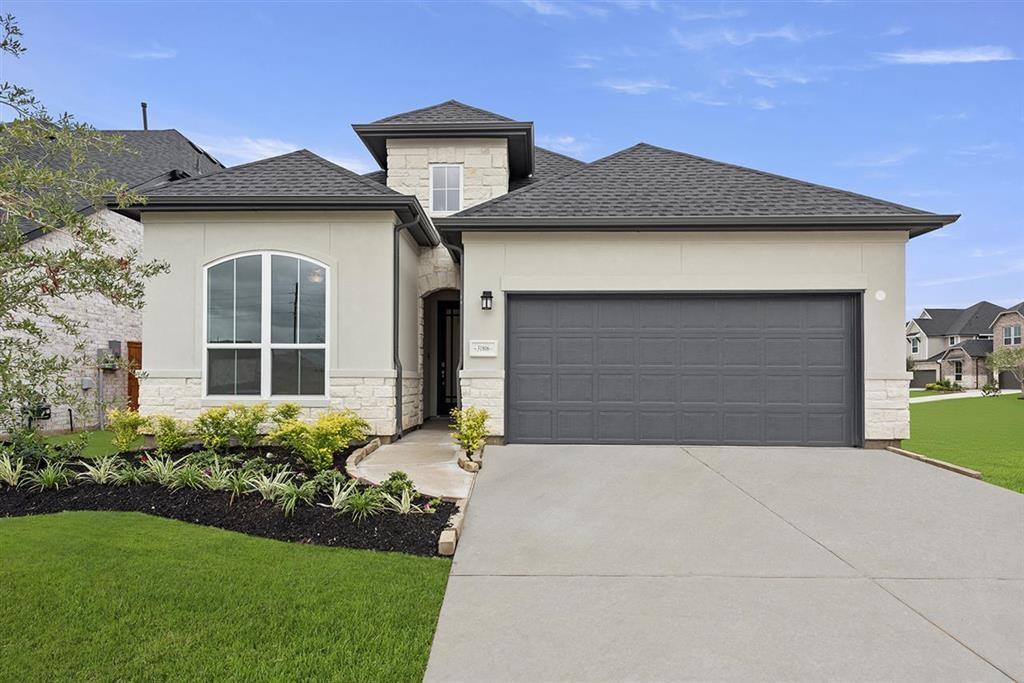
[126, 341, 142, 411]
[436, 301, 460, 415]
[506, 293, 861, 446]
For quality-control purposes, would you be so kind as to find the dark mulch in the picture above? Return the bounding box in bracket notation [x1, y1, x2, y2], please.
[0, 484, 456, 557]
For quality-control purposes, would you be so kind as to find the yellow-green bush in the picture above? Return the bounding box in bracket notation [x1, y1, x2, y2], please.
[450, 406, 489, 456]
[106, 408, 148, 453]
[266, 410, 370, 471]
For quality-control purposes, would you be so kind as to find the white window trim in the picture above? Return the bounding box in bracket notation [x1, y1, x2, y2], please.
[202, 251, 330, 400]
[428, 163, 464, 215]
[1005, 324, 1022, 345]
[910, 337, 920, 354]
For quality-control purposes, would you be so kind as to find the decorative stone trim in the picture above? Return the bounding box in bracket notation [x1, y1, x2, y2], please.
[344, 438, 381, 482]
[438, 473, 477, 557]
[460, 375, 505, 436]
[864, 378, 910, 440]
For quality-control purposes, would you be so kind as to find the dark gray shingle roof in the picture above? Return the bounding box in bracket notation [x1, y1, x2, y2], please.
[456, 142, 934, 219]
[372, 100, 514, 124]
[362, 169, 388, 187]
[509, 146, 586, 192]
[941, 339, 993, 359]
[144, 149, 398, 198]
[914, 301, 1005, 336]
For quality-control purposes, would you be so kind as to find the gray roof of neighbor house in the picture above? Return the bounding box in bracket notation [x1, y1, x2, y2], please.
[121, 149, 438, 246]
[913, 301, 1006, 336]
[939, 338, 993, 360]
[15, 129, 223, 238]
[371, 99, 513, 124]
[441, 143, 958, 237]
[509, 146, 586, 191]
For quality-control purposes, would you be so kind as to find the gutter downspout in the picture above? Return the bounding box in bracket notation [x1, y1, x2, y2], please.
[392, 217, 420, 441]
[446, 241, 465, 408]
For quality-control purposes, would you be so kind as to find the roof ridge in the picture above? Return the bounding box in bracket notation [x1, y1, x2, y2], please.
[631, 142, 933, 217]
[454, 144, 647, 217]
[140, 148, 309, 191]
[372, 99, 514, 124]
[296, 149, 399, 195]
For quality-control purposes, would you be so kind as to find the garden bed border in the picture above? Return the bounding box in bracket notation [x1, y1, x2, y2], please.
[887, 446, 982, 480]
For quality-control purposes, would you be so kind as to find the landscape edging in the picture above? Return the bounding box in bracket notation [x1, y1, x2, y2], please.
[886, 446, 983, 480]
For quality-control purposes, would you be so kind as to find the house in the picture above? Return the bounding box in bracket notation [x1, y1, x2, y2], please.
[906, 300, 1023, 389]
[117, 100, 960, 448]
[989, 302, 1024, 389]
[21, 129, 221, 432]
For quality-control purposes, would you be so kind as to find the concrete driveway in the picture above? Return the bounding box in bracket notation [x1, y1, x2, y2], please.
[425, 445, 1024, 682]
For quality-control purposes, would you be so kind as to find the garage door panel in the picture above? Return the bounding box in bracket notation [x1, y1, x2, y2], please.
[507, 295, 858, 446]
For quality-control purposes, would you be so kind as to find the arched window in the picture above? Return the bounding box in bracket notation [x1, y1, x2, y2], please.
[204, 252, 328, 397]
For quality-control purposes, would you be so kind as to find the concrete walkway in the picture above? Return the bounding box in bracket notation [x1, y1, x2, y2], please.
[425, 445, 1024, 682]
[350, 420, 473, 500]
[911, 389, 1020, 403]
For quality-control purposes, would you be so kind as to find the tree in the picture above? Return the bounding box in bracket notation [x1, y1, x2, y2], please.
[0, 14, 166, 430]
[987, 346, 1024, 398]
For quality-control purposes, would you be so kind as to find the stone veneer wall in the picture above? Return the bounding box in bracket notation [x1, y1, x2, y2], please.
[938, 355, 990, 390]
[864, 378, 910, 442]
[992, 311, 1023, 351]
[460, 374, 505, 437]
[23, 210, 142, 432]
[385, 138, 509, 215]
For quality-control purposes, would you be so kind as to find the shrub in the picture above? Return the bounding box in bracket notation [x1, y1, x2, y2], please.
[107, 408, 149, 453]
[248, 469, 294, 502]
[152, 415, 192, 454]
[450, 406, 489, 456]
[277, 479, 317, 517]
[982, 383, 1001, 397]
[271, 402, 301, 428]
[114, 465, 146, 486]
[380, 487, 423, 515]
[76, 456, 121, 485]
[193, 406, 232, 452]
[924, 379, 961, 392]
[173, 462, 205, 490]
[341, 487, 384, 522]
[318, 479, 360, 512]
[8, 427, 53, 464]
[228, 403, 268, 448]
[27, 462, 73, 491]
[202, 457, 233, 491]
[141, 455, 186, 487]
[0, 451, 26, 487]
[266, 410, 369, 471]
[380, 470, 415, 497]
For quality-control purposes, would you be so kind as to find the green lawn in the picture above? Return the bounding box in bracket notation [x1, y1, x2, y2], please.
[0, 512, 451, 682]
[904, 393, 1024, 494]
[909, 389, 949, 398]
[44, 429, 138, 457]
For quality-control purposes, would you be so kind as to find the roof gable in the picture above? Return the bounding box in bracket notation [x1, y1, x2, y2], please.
[372, 100, 514, 124]
[913, 301, 1006, 336]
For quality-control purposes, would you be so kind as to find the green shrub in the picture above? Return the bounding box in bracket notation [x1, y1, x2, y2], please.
[271, 402, 301, 428]
[8, 427, 52, 464]
[318, 479, 360, 512]
[982, 383, 1001, 397]
[193, 406, 232, 452]
[225, 468, 256, 503]
[141, 455, 186, 487]
[380, 487, 423, 515]
[380, 470, 415, 497]
[172, 463, 205, 490]
[277, 479, 317, 517]
[27, 462, 73, 491]
[152, 415, 192, 454]
[450, 406, 489, 456]
[266, 410, 370, 471]
[114, 465, 146, 486]
[0, 451, 26, 487]
[76, 456, 121, 485]
[228, 403, 269, 448]
[201, 457, 233, 491]
[106, 408, 149, 453]
[341, 487, 384, 522]
[248, 469, 294, 502]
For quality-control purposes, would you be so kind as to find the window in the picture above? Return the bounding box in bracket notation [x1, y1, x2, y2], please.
[1005, 324, 1022, 345]
[429, 164, 462, 214]
[952, 360, 963, 382]
[910, 337, 920, 354]
[205, 253, 327, 397]
[948, 336, 959, 345]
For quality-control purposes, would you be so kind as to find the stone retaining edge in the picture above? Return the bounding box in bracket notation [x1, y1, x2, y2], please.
[439, 473, 478, 557]
[886, 446, 983, 480]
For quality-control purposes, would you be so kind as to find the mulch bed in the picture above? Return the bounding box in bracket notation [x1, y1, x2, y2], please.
[0, 484, 456, 556]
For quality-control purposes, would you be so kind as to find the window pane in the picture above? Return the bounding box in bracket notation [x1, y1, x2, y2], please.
[271, 255, 299, 343]
[432, 188, 446, 212]
[432, 166, 446, 189]
[272, 349, 325, 396]
[208, 349, 261, 395]
[446, 166, 460, 188]
[207, 261, 234, 343]
[234, 255, 262, 343]
[446, 189, 460, 211]
[299, 260, 326, 343]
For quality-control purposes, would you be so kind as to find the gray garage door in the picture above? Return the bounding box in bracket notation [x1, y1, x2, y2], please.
[507, 294, 860, 446]
[911, 369, 937, 388]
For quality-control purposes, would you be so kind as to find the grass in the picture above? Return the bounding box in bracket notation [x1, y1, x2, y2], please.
[909, 389, 950, 398]
[44, 429, 138, 457]
[904, 393, 1024, 494]
[0, 511, 451, 682]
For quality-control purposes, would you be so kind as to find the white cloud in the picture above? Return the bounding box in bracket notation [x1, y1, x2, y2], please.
[838, 147, 918, 168]
[917, 260, 1024, 287]
[609, 0, 659, 10]
[676, 8, 746, 21]
[878, 46, 1016, 65]
[743, 67, 817, 88]
[672, 24, 831, 50]
[684, 91, 728, 106]
[881, 26, 909, 37]
[750, 97, 777, 110]
[953, 142, 1009, 158]
[599, 78, 673, 95]
[521, 0, 571, 16]
[969, 245, 1023, 258]
[125, 46, 177, 60]
[568, 53, 603, 69]
[538, 134, 590, 156]
[931, 112, 969, 122]
[188, 133, 374, 173]
[324, 155, 375, 174]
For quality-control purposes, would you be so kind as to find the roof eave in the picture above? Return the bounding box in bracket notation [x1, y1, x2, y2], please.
[352, 121, 535, 178]
[108, 194, 440, 247]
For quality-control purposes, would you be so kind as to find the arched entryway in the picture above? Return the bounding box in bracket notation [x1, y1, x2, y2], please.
[422, 288, 460, 419]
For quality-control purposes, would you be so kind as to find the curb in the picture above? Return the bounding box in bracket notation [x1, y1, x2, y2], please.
[438, 473, 478, 557]
[344, 438, 381, 483]
[886, 446, 982, 480]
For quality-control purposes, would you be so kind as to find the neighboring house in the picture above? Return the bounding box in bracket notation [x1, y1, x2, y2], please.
[906, 300, 1023, 389]
[118, 100, 959, 448]
[990, 302, 1024, 389]
[19, 130, 221, 432]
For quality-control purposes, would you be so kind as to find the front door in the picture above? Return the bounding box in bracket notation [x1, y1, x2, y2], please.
[126, 341, 142, 411]
[436, 301, 460, 416]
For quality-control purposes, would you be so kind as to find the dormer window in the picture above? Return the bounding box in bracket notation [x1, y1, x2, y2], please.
[430, 164, 462, 214]
[910, 337, 920, 354]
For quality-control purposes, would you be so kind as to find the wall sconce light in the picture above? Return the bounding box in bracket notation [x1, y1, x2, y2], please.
[481, 290, 493, 311]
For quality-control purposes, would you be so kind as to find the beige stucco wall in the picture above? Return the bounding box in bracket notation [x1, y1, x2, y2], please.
[138, 210, 418, 435]
[460, 230, 912, 442]
[385, 137, 508, 216]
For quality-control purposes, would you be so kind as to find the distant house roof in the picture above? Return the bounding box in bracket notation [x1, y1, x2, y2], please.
[116, 149, 438, 246]
[440, 143, 957, 237]
[14, 128, 223, 239]
[914, 301, 1006, 336]
[938, 338, 993, 360]
[353, 100, 535, 178]
[991, 301, 1024, 326]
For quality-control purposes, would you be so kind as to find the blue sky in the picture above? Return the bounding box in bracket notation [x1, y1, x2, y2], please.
[5, 0, 1022, 317]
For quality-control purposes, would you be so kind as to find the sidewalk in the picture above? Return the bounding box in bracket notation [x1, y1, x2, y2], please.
[910, 389, 1020, 404]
